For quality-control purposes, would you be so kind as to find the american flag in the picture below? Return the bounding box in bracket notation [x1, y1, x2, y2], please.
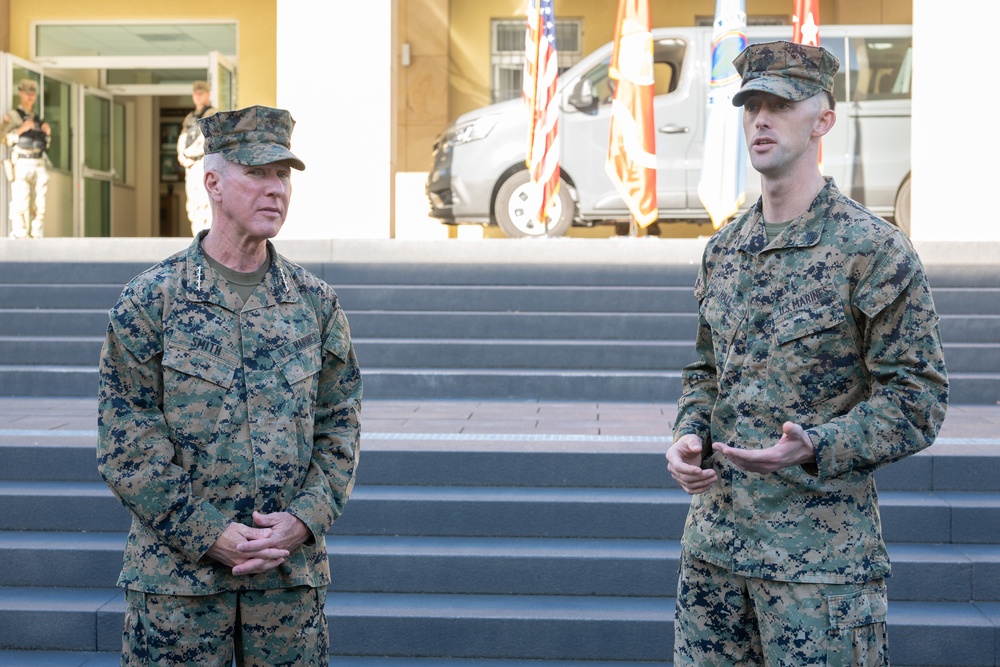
[523, 0, 560, 230]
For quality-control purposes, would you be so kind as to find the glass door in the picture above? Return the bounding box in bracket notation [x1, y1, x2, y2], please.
[77, 85, 114, 237]
[209, 51, 237, 111]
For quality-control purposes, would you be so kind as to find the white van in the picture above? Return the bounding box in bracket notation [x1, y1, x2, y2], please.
[426, 24, 912, 237]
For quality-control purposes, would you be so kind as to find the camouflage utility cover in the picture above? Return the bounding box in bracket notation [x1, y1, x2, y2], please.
[98, 234, 362, 594]
[673, 179, 948, 584]
[732, 40, 840, 107]
[200, 105, 305, 171]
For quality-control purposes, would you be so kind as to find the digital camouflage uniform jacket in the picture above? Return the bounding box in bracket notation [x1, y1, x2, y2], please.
[674, 179, 948, 585]
[98, 234, 362, 595]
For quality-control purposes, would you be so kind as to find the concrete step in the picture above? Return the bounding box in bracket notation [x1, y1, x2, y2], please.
[5, 308, 997, 346]
[0, 337, 103, 366]
[0, 588, 675, 660]
[336, 285, 700, 314]
[0, 654, 965, 667]
[0, 654, 676, 667]
[5, 282, 990, 318]
[3, 435, 999, 491]
[0, 336, 698, 373]
[0, 363, 997, 402]
[2, 481, 998, 544]
[2, 587, 997, 664]
[0, 310, 109, 337]
[354, 338, 696, 371]
[926, 265, 1000, 288]
[361, 369, 685, 402]
[940, 314, 1000, 343]
[931, 287, 1000, 316]
[0, 260, 703, 289]
[2, 532, 999, 603]
[943, 343, 1000, 374]
[360, 368, 999, 405]
[3, 336, 995, 377]
[0, 366, 97, 397]
[351, 311, 700, 342]
[0, 285, 122, 310]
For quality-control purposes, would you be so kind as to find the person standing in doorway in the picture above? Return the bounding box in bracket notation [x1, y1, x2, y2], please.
[2, 78, 51, 239]
[177, 80, 217, 235]
[666, 41, 948, 665]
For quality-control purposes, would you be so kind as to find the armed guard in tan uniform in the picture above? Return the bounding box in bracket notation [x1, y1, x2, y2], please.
[176, 80, 217, 235]
[2, 79, 51, 239]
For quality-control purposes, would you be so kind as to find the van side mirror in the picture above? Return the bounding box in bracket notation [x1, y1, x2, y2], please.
[568, 79, 597, 112]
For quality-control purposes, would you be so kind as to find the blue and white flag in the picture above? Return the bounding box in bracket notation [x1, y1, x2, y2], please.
[697, 0, 747, 229]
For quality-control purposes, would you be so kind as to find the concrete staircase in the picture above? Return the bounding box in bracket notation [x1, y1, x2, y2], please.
[0, 244, 998, 404]
[1, 403, 1000, 665]
[1, 239, 999, 665]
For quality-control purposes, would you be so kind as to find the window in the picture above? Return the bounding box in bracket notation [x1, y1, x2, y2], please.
[33, 22, 237, 96]
[42, 77, 72, 172]
[572, 37, 687, 111]
[35, 23, 236, 58]
[849, 37, 911, 101]
[491, 18, 583, 103]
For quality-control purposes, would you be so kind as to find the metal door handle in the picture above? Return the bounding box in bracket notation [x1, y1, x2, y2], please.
[659, 125, 690, 134]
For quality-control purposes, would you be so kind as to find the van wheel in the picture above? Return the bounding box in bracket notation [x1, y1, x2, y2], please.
[495, 171, 574, 238]
[893, 174, 911, 236]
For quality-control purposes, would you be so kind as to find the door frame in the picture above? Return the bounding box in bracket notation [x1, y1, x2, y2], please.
[76, 84, 115, 237]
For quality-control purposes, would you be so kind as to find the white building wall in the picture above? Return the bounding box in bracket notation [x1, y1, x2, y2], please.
[275, 1, 394, 239]
[911, 1, 1000, 241]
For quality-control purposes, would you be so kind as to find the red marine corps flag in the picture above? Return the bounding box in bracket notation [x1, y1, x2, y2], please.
[523, 0, 560, 232]
[606, 0, 657, 229]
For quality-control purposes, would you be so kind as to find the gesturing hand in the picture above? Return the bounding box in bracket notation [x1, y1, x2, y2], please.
[713, 421, 815, 474]
[667, 434, 718, 495]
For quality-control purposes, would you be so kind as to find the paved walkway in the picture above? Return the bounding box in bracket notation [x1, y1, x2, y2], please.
[0, 397, 997, 450]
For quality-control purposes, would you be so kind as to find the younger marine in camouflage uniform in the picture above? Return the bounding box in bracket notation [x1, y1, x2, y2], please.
[98, 105, 362, 666]
[667, 41, 948, 666]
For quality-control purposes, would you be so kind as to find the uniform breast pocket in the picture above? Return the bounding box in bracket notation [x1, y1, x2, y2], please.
[771, 295, 863, 409]
[162, 333, 239, 427]
[271, 336, 322, 388]
[701, 292, 745, 371]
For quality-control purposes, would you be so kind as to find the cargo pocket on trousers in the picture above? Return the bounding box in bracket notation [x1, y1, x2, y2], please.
[826, 585, 888, 667]
[122, 589, 150, 667]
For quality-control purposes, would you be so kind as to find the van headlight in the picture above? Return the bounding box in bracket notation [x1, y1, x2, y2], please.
[453, 115, 500, 144]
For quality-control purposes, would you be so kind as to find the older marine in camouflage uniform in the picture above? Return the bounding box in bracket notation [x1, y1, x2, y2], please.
[98, 105, 362, 666]
[667, 42, 948, 666]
